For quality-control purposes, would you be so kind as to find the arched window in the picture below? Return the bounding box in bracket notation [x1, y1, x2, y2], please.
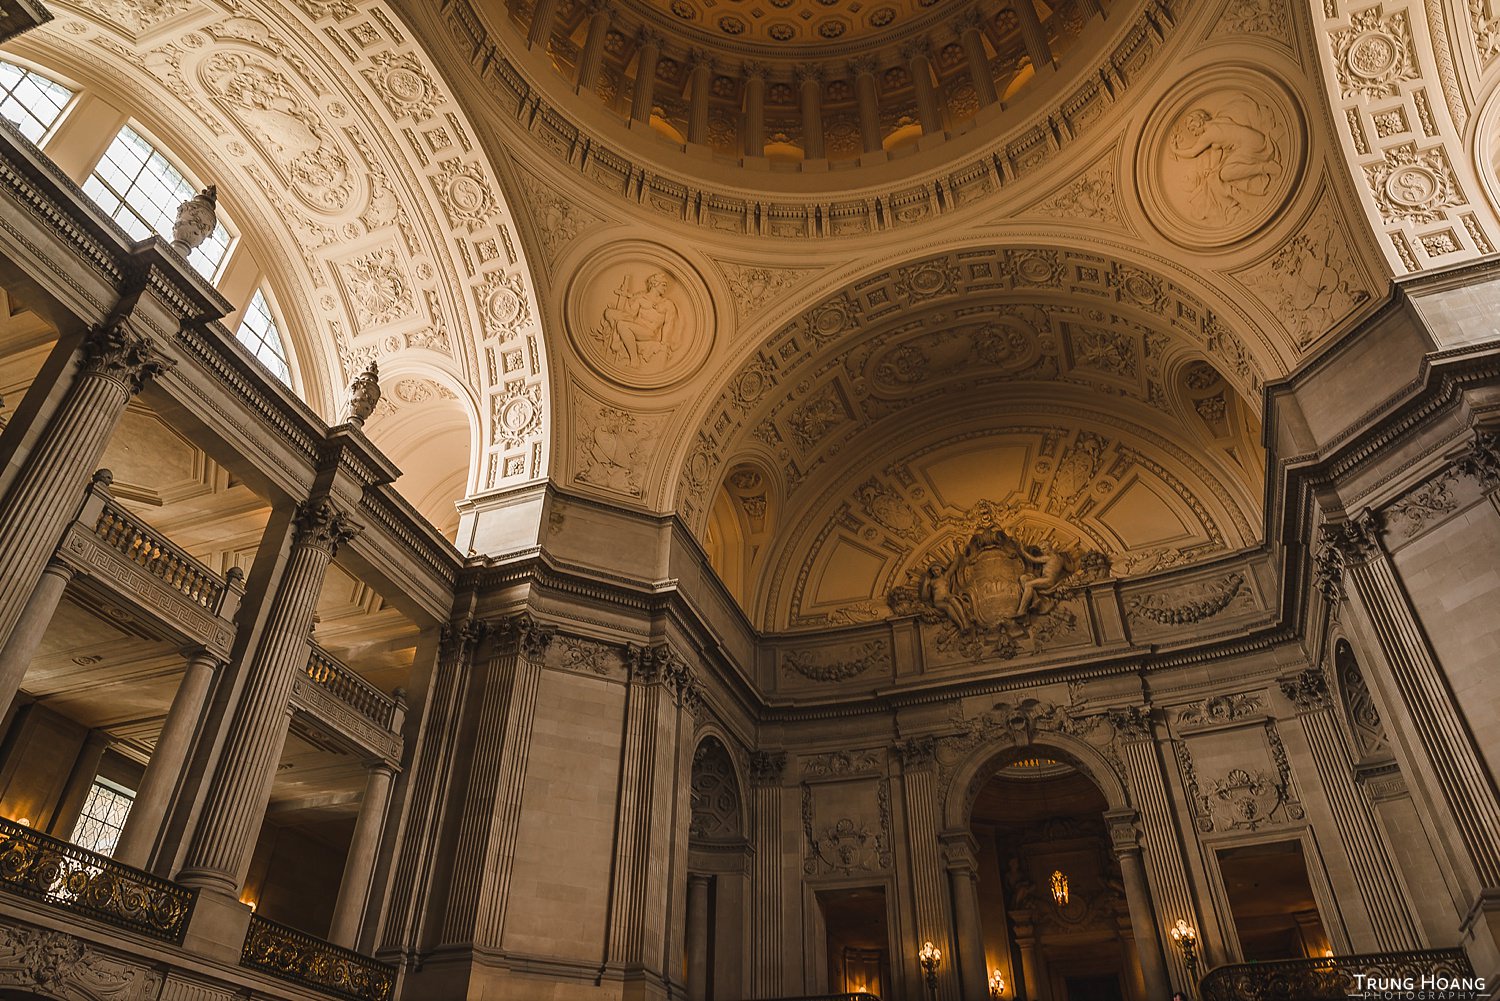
[0, 59, 74, 144]
[234, 288, 292, 387]
[82, 124, 232, 280]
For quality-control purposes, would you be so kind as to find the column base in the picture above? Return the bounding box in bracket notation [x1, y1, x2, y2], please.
[179, 888, 253, 965]
[918, 132, 948, 151]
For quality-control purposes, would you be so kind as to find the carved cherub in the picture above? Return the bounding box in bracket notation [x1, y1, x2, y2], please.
[1015, 541, 1070, 616]
[920, 563, 969, 633]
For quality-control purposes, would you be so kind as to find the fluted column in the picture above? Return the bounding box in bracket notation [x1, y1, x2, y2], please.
[1010, 0, 1055, 70]
[606, 643, 698, 986]
[440, 617, 551, 947]
[0, 323, 170, 665]
[378, 619, 485, 954]
[1077, 0, 1105, 20]
[1106, 811, 1170, 1000]
[114, 648, 221, 869]
[576, 0, 615, 93]
[940, 833, 989, 1001]
[956, 12, 999, 107]
[0, 559, 76, 720]
[527, 0, 563, 49]
[631, 29, 663, 124]
[897, 740, 958, 1001]
[796, 65, 825, 159]
[686, 872, 712, 1001]
[329, 762, 395, 947]
[749, 751, 785, 997]
[176, 499, 359, 895]
[687, 51, 714, 146]
[1279, 668, 1421, 951]
[1012, 916, 1047, 1000]
[742, 62, 768, 157]
[1112, 709, 1201, 989]
[850, 57, 882, 154]
[903, 43, 944, 136]
[1322, 513, 1500, 894]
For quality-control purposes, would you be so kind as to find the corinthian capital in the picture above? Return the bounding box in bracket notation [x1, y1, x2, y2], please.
[81, 323, 174, 394]
[293, 498, 362, 556]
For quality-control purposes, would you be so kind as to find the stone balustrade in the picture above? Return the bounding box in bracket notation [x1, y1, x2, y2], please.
[305, 645, 399, 732]
[93, 495, 228, 612]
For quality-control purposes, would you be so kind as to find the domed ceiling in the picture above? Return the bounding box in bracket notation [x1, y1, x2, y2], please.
[620, 0, 979, 53]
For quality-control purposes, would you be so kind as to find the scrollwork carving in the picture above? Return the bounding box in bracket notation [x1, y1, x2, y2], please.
[781, 640, 890, 683]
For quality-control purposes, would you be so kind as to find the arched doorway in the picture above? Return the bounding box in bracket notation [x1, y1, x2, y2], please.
[964, 750, 1155, 1001]
[685, 735, 749, 1001]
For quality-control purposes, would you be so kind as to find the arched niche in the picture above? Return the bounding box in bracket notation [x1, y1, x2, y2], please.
[685, 734, 750, 1000]
[704, 457, 780, 610]
[943, 724, 1131, 833]
[363, 373, 481, 542]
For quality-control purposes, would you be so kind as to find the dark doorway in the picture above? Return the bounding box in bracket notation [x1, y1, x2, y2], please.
[818, 885, 892, 997]
[1217, 840, 1330, 960]
[1065, 974, 1127, 1001]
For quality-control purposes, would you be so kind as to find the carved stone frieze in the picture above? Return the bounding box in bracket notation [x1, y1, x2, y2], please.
[1018, 150, 1124, 226]
[1177, 692, 1266, 728]
[1125, 570, 1252, 627]
[802, 749, 882, 778]
[801, 779, 893, 876]
[0, 923, 162, 1000]
[714, 260, 822, 320]
[552, 634, 624, 677]
[571, 392, 670, 499]
[1178, 718, 1301, 832]
[780, 640, 890, 683]
[749, 750, 788, 785]
[1363, 142, 1464, 226]
[1384, 467, 1461, 537]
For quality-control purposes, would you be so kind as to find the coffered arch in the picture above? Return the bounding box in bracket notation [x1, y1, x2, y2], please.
[6, 0, 554, 498]
[664, 240, 1279, 549]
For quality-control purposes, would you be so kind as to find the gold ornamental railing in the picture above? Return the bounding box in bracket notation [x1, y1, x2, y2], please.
[93, 495, 228, 611]
[0, 816, 194, 942]
[305, 646, 398, 731]
[1200, 948, 1478, 1001]
[241, 913, 396, 1001]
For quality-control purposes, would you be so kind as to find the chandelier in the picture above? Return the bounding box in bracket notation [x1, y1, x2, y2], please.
[1050, 869, 1069, 906]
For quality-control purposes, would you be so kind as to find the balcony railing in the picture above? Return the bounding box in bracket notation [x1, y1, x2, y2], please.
[94, 496, 227, 611]
[305, 646, 398, 731]
[0, 817, 194, 942]
[241, 913, 396, 1001]
[1200, 948, 1477, 1001]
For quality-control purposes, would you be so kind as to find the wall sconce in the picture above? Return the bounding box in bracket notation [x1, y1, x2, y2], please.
[1169, 918, 1199, 986]
[990, 968, 1007, 998]
[1050, 869, 1069, 906]
[919, 941, 941, 1001]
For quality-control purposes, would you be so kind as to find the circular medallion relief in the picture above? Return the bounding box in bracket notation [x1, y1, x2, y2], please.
[565, 243, 715, 390]
[1137, 66, 1305, 251]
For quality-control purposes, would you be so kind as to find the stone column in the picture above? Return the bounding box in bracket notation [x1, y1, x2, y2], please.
[1077, 0, 1105, 21]
[1279, 667, 1421, 951]
[940, 833, 990, 1001]
[605, 643, 698, 990]
[527, 0, 562, 48]
[897, 740, 958, 1001]
[0, 323, 170, 663]
[903, 43, 944, 137]
[687, 51, 714, 146]
[1011, 915, 1047, 1001]
[576, 0, 615, 93]
[956, 13, 998, 107]
[631, 30, 663, 124]
[1320, 512, 1500, 958]
[176, 499, 358, 896]
[748, 751, 786, 997]
[50, 729, 111, 840]
[742, 62, 768, 157]
[686, 872, 712, 1001]
[113, 648, 221, 869]
[1111, 708, 1201, 989]
[0, 559, 76, 720]
[850, 57, 883, 154]
[1107, 811, 1171, 1000]
[329, 762, 396, 948]
[439, 616, 552, 948]
[796, 65, 826, 160]
[1011, 0, 1055, 70]
[378, 619, 485, 956]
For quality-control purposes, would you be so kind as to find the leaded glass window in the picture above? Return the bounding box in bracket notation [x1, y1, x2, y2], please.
[0, 59, 73, 144]
[70, 778, 135, 857]
[235, 288, 293, 386]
